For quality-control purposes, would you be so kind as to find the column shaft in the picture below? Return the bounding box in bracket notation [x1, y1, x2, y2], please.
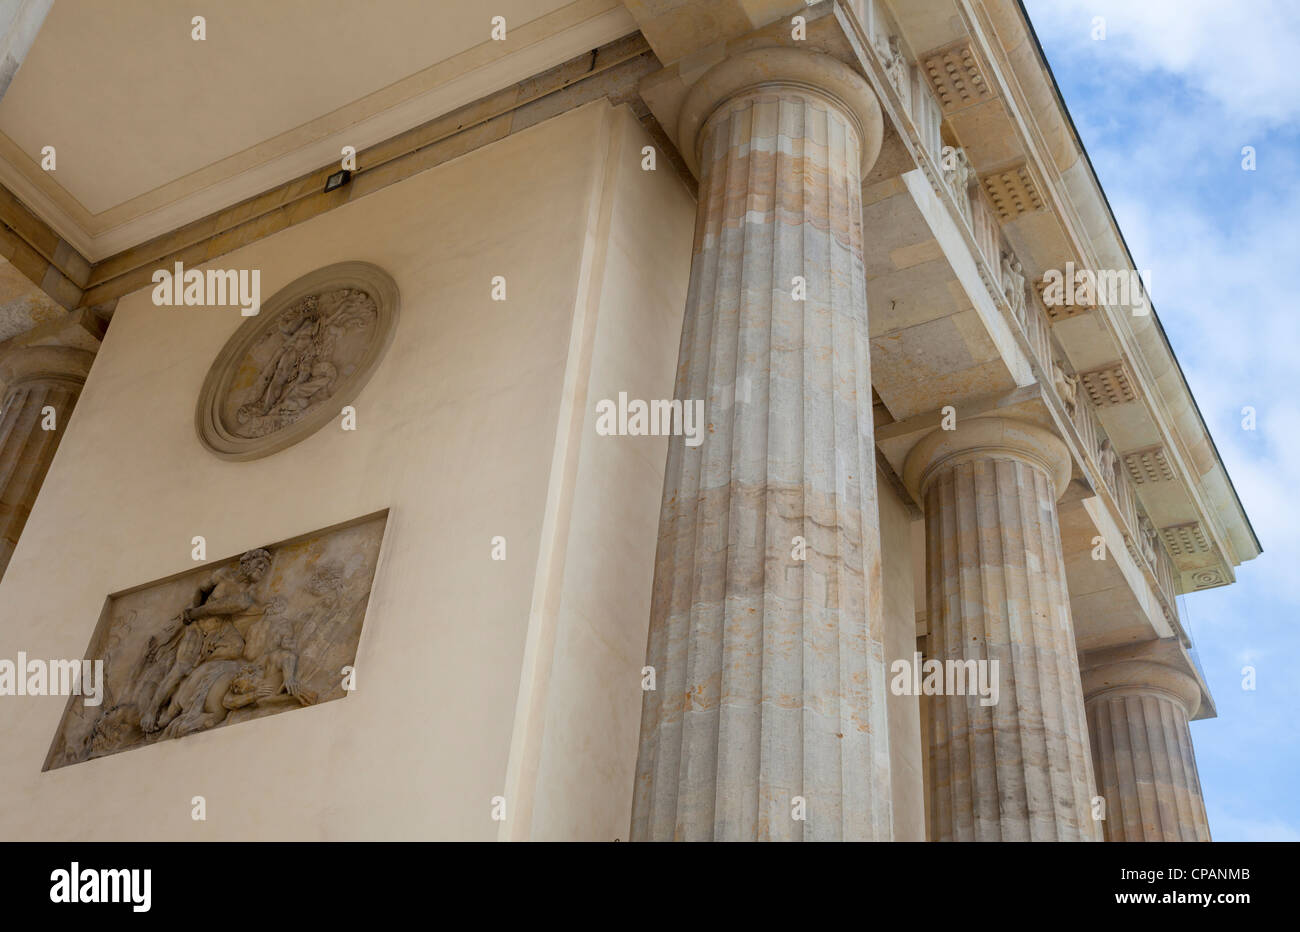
[632, 52, 890, 841]
[907, 418, 1099, 841]
[1084, 661, 1211, 841]
[0, 346, 92, 580]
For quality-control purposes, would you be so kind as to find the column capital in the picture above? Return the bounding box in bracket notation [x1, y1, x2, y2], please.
[676, 47, 884, 177]
[0, 344, 95, 399]
[902, 415, 1072, 503]
[1082, 659, 1201, 719]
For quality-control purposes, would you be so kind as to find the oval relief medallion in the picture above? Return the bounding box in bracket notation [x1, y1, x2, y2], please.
[196, 261, 399, 459]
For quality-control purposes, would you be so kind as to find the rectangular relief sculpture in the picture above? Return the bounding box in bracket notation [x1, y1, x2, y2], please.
[45, 510, 388, 770]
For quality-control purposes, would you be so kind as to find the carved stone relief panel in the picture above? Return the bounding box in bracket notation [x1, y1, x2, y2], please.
[196, 262, 399, 460]
[44, 510, 387, 770]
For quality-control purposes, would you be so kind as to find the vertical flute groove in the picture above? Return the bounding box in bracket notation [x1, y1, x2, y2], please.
[633, 84, 890, 841]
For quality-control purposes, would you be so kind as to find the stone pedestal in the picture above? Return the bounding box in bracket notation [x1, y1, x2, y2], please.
[630, 49, 891, 841]
[904, 417, 1099, 841]
[1083, 659, 1211, 841]
[0, 345, 93, 579]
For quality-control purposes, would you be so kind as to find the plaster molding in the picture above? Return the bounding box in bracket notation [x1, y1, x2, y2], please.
[0, 2, 637, 261]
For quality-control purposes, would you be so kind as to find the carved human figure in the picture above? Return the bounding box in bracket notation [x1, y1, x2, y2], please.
[1001, 251, 1026, 321]
[1097, 437, 1119, 488]
[235, 289, 376, 433]
[1053, 361, 1078, 414]
[880, 35, 908, 96]
[1139, 515, 1159, 567]
[139, 548, 271, 733]
[943, 147, 974, 221]
[159, 659, 254, 739]
[224, 644, 318, 711]
[240, 296, 325, 421]
[237, 606, 317, 706]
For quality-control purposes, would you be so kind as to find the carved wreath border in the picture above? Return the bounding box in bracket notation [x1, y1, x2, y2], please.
[195, 261, 399, 460]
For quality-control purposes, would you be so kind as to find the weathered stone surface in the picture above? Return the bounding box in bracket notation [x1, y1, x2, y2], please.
[1083, 658, 1211, 841]
[906, 416, 1099, 841]
[196, 261, 398, 460]
[45, 511, 386, 769]
[632, 50, 894, 841]
[0, 343, 93, 581]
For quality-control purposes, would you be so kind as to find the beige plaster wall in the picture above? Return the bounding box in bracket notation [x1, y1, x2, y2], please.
[0, 99, 691, 840]
[500, 107, 694, 840]
[879, 472, 925, 840]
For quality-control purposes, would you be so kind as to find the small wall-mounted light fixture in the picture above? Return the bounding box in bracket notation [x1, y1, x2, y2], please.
[324, 169, 352, 192]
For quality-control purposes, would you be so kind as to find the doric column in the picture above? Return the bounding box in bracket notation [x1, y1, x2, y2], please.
[904, 417, 1099, 841]
[0, 344, 94, 580]
[631, 48, 889, 841]
[1083, 658, 1211, 841]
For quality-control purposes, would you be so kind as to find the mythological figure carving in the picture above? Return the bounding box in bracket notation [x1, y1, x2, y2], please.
[1001, 251, 1026, 322]
[1097, 437, 1119, 489]
[1053, 360, 1079, 414]
[943, 147, 974, 223]
[234, 289, 377, 438]
[1139, 515, 1159, 568]
[880, 35, 909, 98]
[48, 513, 385, 769]
[138, 548, 271, 733]
[196, 262, 398, 460]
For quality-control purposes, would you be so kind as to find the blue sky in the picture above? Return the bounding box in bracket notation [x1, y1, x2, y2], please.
[1023, 0, 1300, 840]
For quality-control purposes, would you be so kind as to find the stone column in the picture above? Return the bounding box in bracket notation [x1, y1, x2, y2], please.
[631, 48, 889, 841]
[903, 417, 1099, 841]
[1083, 659, 1211, 841]
[0, 344, 93, 580]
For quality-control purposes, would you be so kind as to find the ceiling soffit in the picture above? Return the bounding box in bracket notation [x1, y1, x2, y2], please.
[0, 0, 637, 261]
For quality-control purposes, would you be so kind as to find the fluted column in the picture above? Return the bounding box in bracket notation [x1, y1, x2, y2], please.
[0, 344, 94, 580]
[1083, 659, 1211, 841]
[631, 49, 888, 841]
[904, 417, 1099, 841]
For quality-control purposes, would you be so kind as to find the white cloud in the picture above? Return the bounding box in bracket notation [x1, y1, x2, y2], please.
[1024, 0, 1300, 125]
[1018, 12, 1300, 600]
[1024, 0, 1300, 838]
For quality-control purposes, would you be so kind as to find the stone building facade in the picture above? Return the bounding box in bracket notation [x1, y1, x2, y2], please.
[0, 0, 1258, 841]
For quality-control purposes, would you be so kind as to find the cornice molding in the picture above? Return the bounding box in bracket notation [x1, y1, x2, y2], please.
[958, 0, 1260, 570]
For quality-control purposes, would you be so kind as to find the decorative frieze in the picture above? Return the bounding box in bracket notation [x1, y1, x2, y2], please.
[980, 164, 1044, 221]
[1124, 445, 1175, 484]
[941, 146, 975, 223]
[920, 41, 993, 113]
[878, 35, 911, 108]
[1052, 360, 1079, 415]
[1077, 362, 1137, 407]
[1192, 569, 1226, 589]
[1000, 250, 1027, 323]
[1034, 277, 1093, 321]
[44, 511, 387, 770]
[195, 261, 399, 460]
[1161, 522, 1211, 556]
